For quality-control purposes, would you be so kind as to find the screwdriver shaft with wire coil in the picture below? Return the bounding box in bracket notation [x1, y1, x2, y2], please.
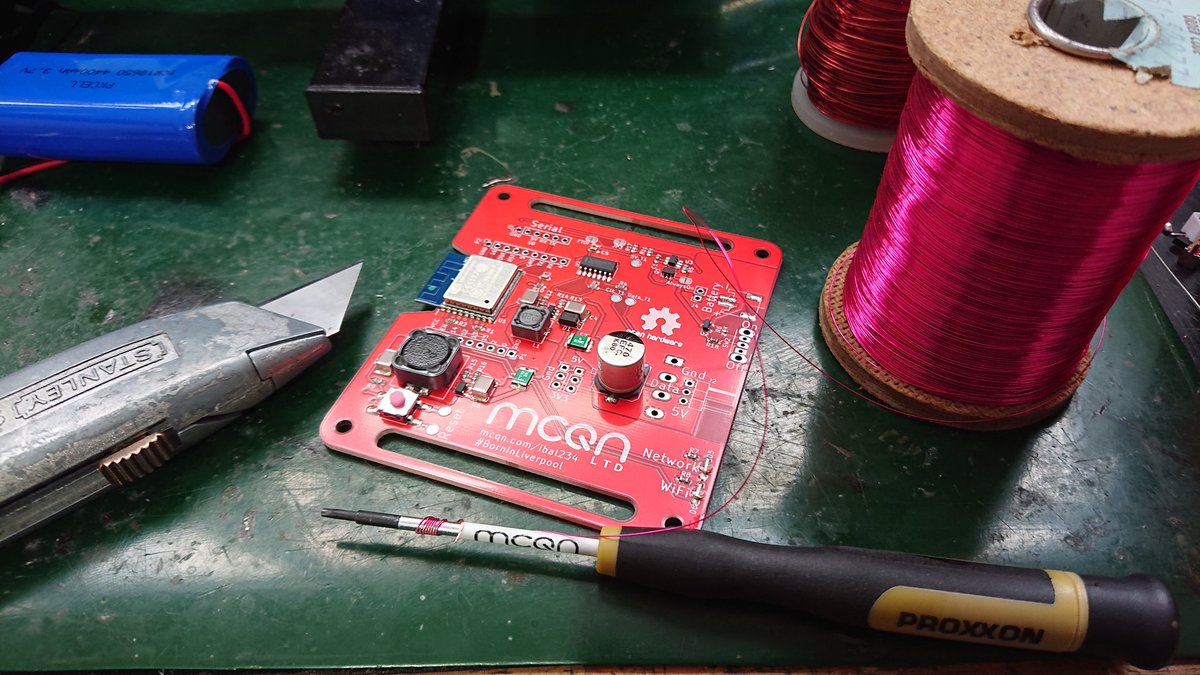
[322, 508, 1178, 669]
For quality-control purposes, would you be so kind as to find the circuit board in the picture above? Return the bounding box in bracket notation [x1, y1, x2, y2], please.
[320, 187, 782, 529]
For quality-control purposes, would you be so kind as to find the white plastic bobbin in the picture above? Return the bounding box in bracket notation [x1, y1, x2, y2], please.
[791, 69, 896, 154]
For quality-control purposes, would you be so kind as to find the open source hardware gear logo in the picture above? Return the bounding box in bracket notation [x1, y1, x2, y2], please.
[641, 307, 682, 336]
[320, 186, 783, 530]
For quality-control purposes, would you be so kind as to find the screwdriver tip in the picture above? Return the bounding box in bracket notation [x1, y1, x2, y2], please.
[321, 508, 358, 521]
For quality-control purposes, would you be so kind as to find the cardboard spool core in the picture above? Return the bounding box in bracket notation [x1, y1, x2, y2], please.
[819, 244, 1090, 431]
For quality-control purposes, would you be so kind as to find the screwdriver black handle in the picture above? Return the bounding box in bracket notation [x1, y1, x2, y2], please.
[597, 528, 1178, 670]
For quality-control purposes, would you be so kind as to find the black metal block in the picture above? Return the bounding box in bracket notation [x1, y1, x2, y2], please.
[306, 0, 444, 142]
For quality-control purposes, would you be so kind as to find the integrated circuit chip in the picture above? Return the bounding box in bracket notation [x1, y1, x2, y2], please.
[442, 255, 520, 319]
[579, 255, 617, 279]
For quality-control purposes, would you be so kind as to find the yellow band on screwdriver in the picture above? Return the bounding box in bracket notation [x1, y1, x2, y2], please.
[867, 570, 1089, 652]
[595, 526, 622, 577]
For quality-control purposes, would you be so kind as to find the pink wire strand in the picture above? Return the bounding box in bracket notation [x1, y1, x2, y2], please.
[213, 79, 252, 142]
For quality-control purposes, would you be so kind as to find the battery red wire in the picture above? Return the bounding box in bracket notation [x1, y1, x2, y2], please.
[0, 79, 252, 188]
[0, 160, 69, 187]
[213, 79, 252, 142]
[797, 0, 915, 130]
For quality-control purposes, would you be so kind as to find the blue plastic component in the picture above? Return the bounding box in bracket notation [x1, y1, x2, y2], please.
[0, 52, 256, 165]
[416, 251, 467, 306]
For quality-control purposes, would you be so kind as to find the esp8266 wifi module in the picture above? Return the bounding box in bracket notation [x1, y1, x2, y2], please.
[320, 186, 782, 529]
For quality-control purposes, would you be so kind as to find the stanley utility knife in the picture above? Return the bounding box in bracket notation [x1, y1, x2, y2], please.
[0, 263, 362, 546]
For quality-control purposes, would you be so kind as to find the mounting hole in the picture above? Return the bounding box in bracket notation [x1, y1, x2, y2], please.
[335, 419, 353, 433]
[664, 516, 684, 528]
[754, 248, 770, 259]
[498, 192, 511, 200]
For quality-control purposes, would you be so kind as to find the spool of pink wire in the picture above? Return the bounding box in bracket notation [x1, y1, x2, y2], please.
[792, 0, 915, 152]
[819, 0, 1200, 429]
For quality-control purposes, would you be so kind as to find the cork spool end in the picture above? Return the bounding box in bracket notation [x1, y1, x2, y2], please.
[818, 245, 1089, 431]
[906, 0, 1200, 164]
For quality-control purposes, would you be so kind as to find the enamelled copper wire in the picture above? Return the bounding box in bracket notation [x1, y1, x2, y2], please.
[841, 74, 1200, 407]
[798, 0, 915, 130]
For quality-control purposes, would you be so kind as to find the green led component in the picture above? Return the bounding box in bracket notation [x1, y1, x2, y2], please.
[567, 334, 592, 351]
[512, 367, 536, 388]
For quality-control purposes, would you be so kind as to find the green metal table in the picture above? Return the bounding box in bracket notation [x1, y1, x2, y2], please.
[1, 0, 1197, 670]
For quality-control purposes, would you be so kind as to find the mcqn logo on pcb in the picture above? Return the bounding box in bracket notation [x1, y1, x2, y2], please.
[485, 402, 632, 467]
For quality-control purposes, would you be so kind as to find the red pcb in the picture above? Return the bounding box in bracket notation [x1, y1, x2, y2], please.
[320, 187, 782, 529]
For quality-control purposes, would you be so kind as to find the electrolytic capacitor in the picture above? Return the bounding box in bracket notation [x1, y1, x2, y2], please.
[595, 331, 648, 399]
[0, 52, 256, 165]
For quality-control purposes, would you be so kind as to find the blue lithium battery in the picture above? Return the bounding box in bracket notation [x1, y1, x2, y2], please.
[0, 52, 256, 165]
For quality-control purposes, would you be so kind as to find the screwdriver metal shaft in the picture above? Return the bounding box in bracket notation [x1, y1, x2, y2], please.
[321, 508, 599, 556]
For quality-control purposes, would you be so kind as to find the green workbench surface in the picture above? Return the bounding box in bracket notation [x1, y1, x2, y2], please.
[1, 1, 1198, 670]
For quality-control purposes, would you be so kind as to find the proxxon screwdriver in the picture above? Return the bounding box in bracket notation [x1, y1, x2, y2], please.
[322, 508, 1178, 670]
